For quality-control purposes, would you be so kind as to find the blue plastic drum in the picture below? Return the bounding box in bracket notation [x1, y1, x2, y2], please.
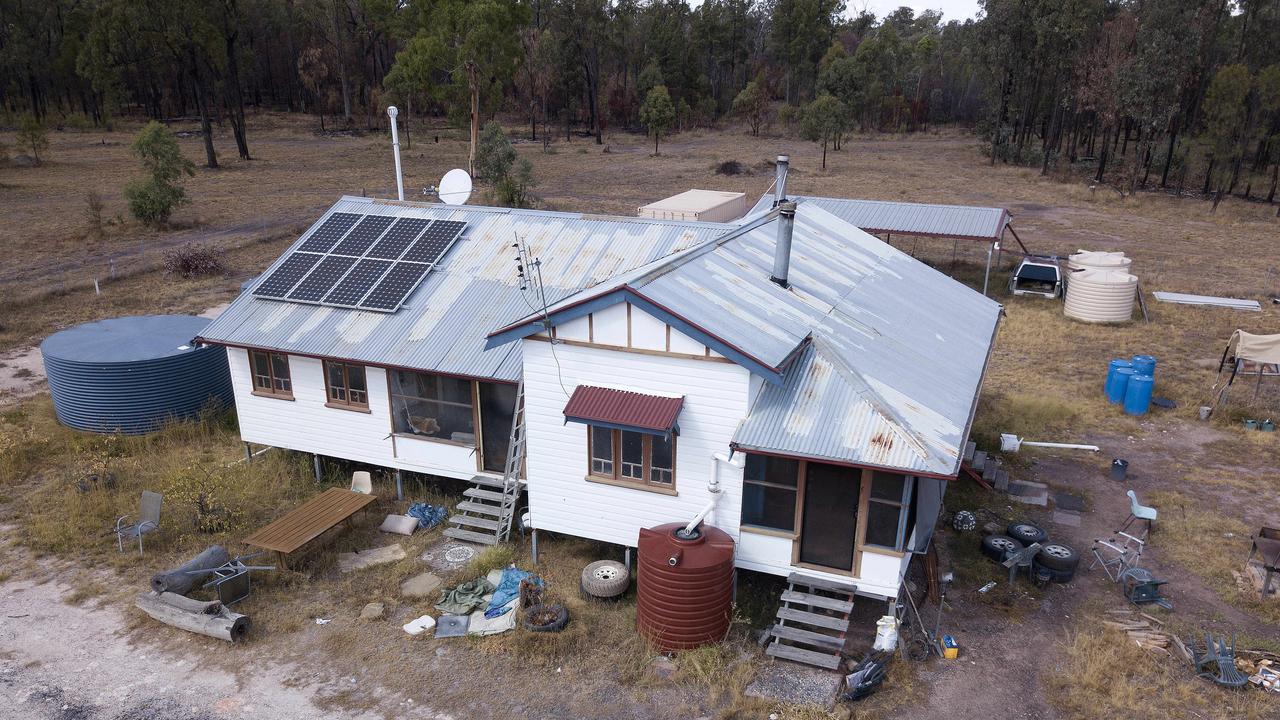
[1131, 354, 1156, 376]
[1105, 359, 1134, 397]
[1108, 367, 1135, 404]
[1124, 374, 1154, 416]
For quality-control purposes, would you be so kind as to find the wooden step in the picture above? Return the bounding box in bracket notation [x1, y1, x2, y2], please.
[443, 527, 498, 545]
[964, 440, 977, 462]
[766, 642, 842, 669]
[971, 450, 988, 471]
[769, 624, 844, 649]
[448, 515, 500, 531]
[775, 607, 851, 632]
[455, 501, 504, 516]
[983, 458, 999, 481]
[780, 590, 854, 614]
[463, 488, 508, 502]
[787, 572, 857, 594]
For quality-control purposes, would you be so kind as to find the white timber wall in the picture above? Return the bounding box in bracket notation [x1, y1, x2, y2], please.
[521, 336, 751, 547]
[227, 349, 480, 480]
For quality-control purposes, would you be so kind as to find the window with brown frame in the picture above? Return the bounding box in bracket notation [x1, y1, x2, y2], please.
[249, 350, 292, 398]
[742, 454, 800, 532]
[324, 361, 369, 410]
[587, 426, 675, 490]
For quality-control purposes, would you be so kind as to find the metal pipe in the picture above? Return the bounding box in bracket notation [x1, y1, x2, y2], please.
[774, 154, 789, 205]
[771, 200, 797, 288]
[1021, 441, 1101, 451]
[387, 106, 405, 201]
[682, 451, 742, 535]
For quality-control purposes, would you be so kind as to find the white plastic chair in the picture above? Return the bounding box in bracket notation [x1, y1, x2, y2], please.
[1121, 490, 1157, 534]
[350, 471, 373, 494]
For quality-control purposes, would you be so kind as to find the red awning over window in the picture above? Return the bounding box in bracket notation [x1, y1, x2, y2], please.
[563, 385, 684, 436]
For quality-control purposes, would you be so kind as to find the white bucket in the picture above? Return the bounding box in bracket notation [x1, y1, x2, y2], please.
[873, 615, 899, 651]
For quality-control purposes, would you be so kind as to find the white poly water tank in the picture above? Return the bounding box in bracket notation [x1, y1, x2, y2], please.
[1064, 269, 1138, 323]
[1067, 250, 1132, 274]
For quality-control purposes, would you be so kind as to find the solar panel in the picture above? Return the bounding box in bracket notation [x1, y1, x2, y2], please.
[297, 213, 362, 253]
[287, 255, 357, 302]
[367, 218, 431, 260]
[323, 258, 393, 306]
[402, 220, 466, 263]
[252, 252, 323, 298]
[331, 215, 395, 257]
[359, 262, 432, 311]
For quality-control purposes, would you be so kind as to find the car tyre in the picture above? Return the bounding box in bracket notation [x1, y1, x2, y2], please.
[523, 603, 569, 632]
[980, 535, 1023, 563]
[1034, 543, 1079, 572]
[581, 560, 630, 599]
[1007, 522, 1048, 546]
[1032, 559, 1075, 583]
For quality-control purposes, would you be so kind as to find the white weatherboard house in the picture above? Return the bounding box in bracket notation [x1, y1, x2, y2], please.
[198, 184, 1001, 609]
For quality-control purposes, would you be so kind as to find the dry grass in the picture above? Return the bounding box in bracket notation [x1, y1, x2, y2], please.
[1047, 625, 1275, 720]
[1144, 489, 1280, 627]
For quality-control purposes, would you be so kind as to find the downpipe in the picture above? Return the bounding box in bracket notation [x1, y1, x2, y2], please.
[681, 451, 744, 537]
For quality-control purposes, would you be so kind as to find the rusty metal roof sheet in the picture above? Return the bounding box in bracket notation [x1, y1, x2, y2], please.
[748, 194, 1011, 242]
[197, 196, 731, 381]
[562, 386, 684, 435]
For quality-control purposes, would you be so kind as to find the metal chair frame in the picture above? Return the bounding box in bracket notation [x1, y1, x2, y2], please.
[1090, 531, 1146, 582]
[114, 490, 162, 555]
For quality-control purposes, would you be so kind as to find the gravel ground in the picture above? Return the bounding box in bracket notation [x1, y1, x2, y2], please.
[0, 577, 434, 720]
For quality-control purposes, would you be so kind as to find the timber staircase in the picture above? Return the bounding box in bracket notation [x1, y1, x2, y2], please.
[444, 381, 526, 545]
[764, 573, 858, 670]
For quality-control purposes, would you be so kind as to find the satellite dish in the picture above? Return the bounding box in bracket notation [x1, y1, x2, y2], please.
[438, 169, 472, 206]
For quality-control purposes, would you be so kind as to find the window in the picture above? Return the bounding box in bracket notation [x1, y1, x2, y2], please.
[742, 454, 800, 532]
[249, 350, 292, 398]
[324, 361, 368, 410]
[390, 370, 475, 443]
[864, 471, 915, 551]
[587, 426, 675, 490]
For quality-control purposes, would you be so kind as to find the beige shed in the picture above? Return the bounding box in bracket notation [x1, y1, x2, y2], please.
[638, 189, 749, 223]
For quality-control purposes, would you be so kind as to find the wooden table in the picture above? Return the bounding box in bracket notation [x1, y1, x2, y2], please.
[244, 487, 377, 562]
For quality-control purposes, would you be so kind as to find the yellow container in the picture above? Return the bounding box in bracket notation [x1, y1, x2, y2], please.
[942, 635, 959, 659]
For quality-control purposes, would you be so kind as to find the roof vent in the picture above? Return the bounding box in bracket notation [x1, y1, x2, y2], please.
[774, 154, 789, 206]
[771, 200, 797, 288]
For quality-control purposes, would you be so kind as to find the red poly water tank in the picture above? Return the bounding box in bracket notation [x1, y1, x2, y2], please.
[635, 522, 736, 651]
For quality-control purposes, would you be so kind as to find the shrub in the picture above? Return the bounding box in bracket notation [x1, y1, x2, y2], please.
[715, 160, 744, 176]
[125, 121, 194, 226]
[125, 177, 187, 226]
[163, 243, 224, 278]
[17, 113, 48, 164]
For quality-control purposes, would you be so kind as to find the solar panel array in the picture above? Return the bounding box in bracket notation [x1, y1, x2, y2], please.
[252, 213, 466, 312]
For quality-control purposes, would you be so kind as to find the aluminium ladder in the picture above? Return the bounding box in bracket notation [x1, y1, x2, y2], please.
[444, 380, 526, 545]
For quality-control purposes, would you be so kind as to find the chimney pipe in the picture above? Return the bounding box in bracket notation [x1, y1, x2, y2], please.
[771, 200, 796, 288]
[774, 154, 789, 206]
[387, 106, 404, 201]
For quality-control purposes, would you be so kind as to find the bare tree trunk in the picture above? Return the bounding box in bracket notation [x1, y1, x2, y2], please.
[467, 63, 479, 177]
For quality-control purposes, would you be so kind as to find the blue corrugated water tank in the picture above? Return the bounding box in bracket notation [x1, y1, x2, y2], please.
[1124, 374, 1154, 416]
[41, 315, 233, 434]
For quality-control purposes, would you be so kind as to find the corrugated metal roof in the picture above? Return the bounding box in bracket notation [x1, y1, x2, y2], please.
[563, 386, 684, 433]
[496, 203, 1003, 475]
[748, 194, 1010, 241]
[198, 196, 732, 381]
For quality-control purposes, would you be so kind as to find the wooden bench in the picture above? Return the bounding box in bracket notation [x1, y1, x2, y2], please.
[244, 487, 377, 566]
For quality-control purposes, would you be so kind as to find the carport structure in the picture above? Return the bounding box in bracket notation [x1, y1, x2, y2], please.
[748, 194, 1027, 295]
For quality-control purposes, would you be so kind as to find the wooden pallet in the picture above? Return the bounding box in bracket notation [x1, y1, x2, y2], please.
[765, 573, 856, 670]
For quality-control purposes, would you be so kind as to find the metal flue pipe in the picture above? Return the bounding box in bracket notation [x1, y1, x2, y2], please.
[771, 200, 797, 288]
[774, 154, 789, 206]
[387, 106, 405, 201]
